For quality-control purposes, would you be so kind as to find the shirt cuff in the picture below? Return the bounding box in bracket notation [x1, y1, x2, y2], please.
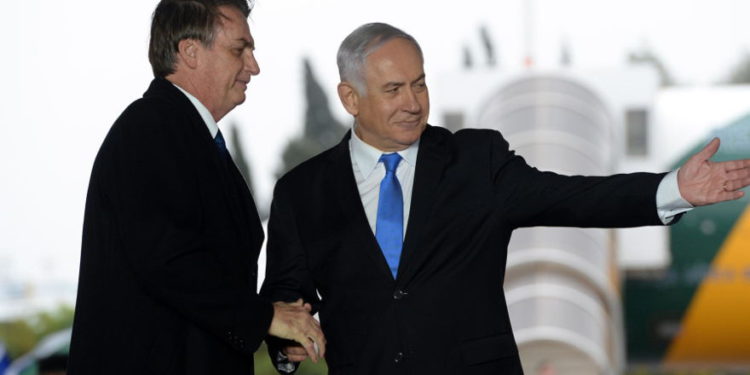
[656, 169, 694, 224]
[275, 349, 298, 374]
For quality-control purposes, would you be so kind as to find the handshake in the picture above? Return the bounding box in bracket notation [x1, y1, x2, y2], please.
[268, 299, 326, 364]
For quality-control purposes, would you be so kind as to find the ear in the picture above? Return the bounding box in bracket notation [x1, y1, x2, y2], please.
[176, 39, 201, 69]
[337, 82, 360, 116]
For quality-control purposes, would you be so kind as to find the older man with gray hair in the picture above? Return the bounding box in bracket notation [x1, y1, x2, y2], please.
[262, 22, 750, 374]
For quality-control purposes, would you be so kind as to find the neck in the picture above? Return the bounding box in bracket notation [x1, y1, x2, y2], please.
[166, 73, 225, 122]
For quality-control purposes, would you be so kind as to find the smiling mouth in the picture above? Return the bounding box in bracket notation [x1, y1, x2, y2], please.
[397, 119, 422, 128]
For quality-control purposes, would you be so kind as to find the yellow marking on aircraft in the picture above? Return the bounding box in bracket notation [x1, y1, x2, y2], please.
[665, 204, 750, 363]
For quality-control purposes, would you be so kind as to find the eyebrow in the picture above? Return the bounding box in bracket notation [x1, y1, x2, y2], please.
[383, 73, 426, 89]
[234, 38, 255, 50]
[382, 81, 404, 89]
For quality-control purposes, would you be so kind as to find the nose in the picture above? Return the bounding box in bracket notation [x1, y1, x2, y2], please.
[402, 87, 421, 113]
[244, 49, 260, 76]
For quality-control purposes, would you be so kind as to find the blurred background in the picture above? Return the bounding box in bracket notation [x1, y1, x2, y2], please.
[2, 0, 750, 374]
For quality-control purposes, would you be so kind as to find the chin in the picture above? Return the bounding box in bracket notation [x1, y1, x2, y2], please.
[234, 94, 247, 106]
[395, 132, 422, 147]
[405, 125, 426, 140]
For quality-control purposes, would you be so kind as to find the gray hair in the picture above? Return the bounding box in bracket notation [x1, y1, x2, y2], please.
[149, 0, 253, 78]
[337, 22, 423, 93]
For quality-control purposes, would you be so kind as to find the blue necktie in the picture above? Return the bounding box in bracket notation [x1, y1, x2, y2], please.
[376, 153, 403, 278]
[214, 129, 229, 157]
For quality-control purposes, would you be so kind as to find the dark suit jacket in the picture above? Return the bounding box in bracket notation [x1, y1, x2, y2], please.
[261, 125, 666, 375]
[68, 78, 272, 374]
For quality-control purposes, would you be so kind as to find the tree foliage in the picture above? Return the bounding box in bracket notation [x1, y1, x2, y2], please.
[277, 58, 347, 178]
[726, 52, 750, 84]
[0, 304, 74, 359]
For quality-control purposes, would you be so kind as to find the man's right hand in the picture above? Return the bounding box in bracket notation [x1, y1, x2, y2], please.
[268, 299, 326, 363]
[282, 345, 309, 362]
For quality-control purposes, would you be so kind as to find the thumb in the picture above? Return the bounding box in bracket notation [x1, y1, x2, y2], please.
[695, 137, 720, 161]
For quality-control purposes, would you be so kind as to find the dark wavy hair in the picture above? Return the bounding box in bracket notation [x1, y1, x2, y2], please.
[148, 0, 252, 78]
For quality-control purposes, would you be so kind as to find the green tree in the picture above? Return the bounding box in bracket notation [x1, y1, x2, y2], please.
[726, 51, 750, 84]
[277, 58, 347, 178]
[227, 123, 267, 219]
[479, 25, 497, 67]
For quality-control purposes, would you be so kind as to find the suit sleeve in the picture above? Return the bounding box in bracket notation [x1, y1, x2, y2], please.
[106, 101, 273, 355]
[260, 179, 321, 373]
[486, 130, 666, 229]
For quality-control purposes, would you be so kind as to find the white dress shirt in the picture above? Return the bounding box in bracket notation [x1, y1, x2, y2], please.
[350, 128, 419, 237]
[173, 83, 218, 138]
[349, 127, 693, 232]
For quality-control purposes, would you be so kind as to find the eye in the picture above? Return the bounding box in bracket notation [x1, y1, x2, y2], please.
[386, 86, 399, 94]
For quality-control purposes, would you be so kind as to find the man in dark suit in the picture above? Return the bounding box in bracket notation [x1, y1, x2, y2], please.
[68, 1, 325, 373]
[261, 23, 750, 374]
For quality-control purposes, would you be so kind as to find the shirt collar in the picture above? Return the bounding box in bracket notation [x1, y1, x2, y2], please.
[350, 125, 420, 179]
[172, 83, 219, 138]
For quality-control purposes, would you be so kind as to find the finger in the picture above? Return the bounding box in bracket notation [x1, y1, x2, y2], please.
[728, 190, 745, 200]
[714, 190, 745, 203]
[726, 177, 750, 191]
[283, 346, 309, 362]
[303, 302, 312, 312]
[695, 137, 720, 161]
[299, 338, 319, 363]
[318, 335, 326, 359]
[726, 169, 750, 183]
[292, 298, 304, 306]
[307, 327, 326, 359]
[723, 160, 750, 172]
[286, 346, 308, 356]
[287, 353, 308, 362]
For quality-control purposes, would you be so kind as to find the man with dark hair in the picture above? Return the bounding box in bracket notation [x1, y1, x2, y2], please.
[68, 1, 325, 373]
[261, 22, 750, 374]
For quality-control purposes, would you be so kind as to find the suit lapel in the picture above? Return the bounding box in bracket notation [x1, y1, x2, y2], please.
[193, 119, 251, 242]
[397, 126, 451, 282]
[146, 79, 254, 245]
[328, 132, 396, 282]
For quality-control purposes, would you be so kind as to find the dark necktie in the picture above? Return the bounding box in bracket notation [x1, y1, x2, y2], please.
[375, 153, 403, 279]
[214, 129, 229, 158]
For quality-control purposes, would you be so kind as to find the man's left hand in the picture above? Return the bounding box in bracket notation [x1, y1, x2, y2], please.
[678, 137, 750, 206]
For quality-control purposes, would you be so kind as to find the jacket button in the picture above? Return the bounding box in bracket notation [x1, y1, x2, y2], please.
[394, 352, 404, 363]
[393, 289, 408, 300]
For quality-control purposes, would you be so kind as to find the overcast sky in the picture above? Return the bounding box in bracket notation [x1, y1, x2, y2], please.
[3, 0, 750, 304]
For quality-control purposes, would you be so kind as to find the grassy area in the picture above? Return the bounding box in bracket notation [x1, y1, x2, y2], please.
[0, 304, 74, 359]
[254, 342, 327, 375]
[626, 367, 750, 375]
